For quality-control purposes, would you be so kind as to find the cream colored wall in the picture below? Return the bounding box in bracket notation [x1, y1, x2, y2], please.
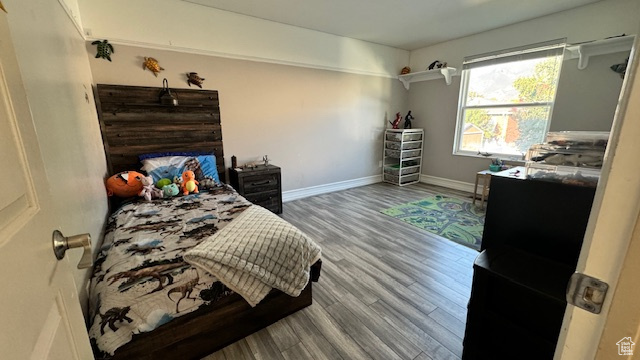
[407, 0, 640, 184]
[78, 0, 409, 78]
[88, 44, 407, 191]
[57, 0, 83, 33]
[6, 0, 109, 309]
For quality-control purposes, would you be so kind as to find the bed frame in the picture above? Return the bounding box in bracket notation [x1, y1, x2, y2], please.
[95, 84, 226, 181]
[110, 268, 321, 360]
[94, 84, 321, 359]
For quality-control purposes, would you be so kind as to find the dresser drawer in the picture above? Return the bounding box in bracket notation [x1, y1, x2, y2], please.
[260, 201, 282, 214]
[242, 173, 279, 193]
[244, 190, 282, 213]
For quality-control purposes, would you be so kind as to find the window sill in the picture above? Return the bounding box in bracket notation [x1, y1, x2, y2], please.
[452, 151, 525, 164]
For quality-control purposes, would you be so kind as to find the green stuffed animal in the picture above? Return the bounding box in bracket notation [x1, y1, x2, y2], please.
[156, 178, 172, 189]
[162, 183, 179, 198]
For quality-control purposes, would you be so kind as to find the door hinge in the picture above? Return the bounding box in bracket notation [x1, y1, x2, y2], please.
[566, 272, 609, 314]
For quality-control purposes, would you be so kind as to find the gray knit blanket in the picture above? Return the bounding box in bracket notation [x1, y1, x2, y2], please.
[184, 205, 322, 307]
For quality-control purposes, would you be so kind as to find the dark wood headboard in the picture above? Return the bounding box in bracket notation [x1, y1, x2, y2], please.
[94, 84, 225, 183]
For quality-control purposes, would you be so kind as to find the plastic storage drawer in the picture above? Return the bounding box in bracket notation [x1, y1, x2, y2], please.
[384, 165, 419, 176]
[525, 162, 601, 187]
[386, 132, 423, 142]
[385, 141, 422, 150]
[384, 173, 419, 184]
[545, 131, 609, 149]
[402, 149, 421, 159]
[385, 149, 422, 159]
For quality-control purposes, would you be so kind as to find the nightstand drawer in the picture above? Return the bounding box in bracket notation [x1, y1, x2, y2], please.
[245, 190, 281, 212]
[242, 174, 279, 193]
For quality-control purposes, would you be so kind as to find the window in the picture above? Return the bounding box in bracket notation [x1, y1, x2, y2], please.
[454, 40, 565, 159]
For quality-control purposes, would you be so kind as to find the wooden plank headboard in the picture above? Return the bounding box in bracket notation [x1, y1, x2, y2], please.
[94, 84, 225, 183]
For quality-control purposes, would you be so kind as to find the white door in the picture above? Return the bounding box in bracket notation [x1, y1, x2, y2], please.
[555, 36, 640, 359]
[0, 11, 93, 360]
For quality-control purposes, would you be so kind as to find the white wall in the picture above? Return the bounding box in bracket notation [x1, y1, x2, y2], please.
[6, 0, 109, 310]
[407, 0, 640, 184]
[410, 0, 639, 72]
[87, 44, 407, 192]
[552, 52, 628, 131]
[78, 0, 409, 78]
[78, 0, 411, 194]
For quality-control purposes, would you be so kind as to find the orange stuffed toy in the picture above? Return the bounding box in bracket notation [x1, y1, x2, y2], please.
[105, 171, 145, 197]
[181, 170, 199, 195]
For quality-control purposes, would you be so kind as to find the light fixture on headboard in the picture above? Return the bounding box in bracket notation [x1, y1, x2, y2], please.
[159, 78, 178, 106]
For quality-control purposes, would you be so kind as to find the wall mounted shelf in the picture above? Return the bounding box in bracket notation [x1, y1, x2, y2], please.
[398, 67, 457, 90]
[565, 35, 634, 70]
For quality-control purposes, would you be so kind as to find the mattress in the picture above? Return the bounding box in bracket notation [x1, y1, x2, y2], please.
[88, 185, 252, 356]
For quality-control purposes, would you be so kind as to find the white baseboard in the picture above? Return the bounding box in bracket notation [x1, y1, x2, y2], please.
[283, 175, 381, 202]
[282, 174, 475, 202]
[419, 174, 475, 194]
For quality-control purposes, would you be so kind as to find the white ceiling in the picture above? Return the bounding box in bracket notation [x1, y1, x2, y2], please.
[182, 0, 601, 50]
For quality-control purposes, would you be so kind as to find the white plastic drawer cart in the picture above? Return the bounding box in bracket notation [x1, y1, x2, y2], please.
[383, 128, 424, 186]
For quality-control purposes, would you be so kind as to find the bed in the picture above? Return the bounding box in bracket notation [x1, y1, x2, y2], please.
[90, 84, 322, 360]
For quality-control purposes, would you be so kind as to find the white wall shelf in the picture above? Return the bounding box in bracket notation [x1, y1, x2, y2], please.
[565, 35, 634, 70]
[398, 67, 457, 90]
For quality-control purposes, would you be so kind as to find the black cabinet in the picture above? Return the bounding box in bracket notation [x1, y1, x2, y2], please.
[462, 177, 596, 359]
[229, 165, 282, 214]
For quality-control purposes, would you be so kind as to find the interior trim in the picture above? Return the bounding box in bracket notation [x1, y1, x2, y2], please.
[419, 174, 475, 194]
[57, 0, 85, 39]
[85, 37, 398, 79]
[282, 175, 381, 202]
[283, 173, 475, 202]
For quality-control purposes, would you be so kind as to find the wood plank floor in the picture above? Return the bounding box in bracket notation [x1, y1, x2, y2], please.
[202, 182, 479, 360]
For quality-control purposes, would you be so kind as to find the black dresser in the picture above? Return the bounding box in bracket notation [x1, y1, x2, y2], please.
[229, 164, 282, 214]
[462, 176, 596, 359]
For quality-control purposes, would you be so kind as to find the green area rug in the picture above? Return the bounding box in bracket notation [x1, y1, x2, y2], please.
[381, 195, 485, 251]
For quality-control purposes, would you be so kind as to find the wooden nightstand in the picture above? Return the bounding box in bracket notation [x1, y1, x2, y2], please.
[229, 164, 282, 214]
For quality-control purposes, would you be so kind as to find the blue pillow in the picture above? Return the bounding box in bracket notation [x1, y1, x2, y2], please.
[140, 156, 191, 184]
[195, 155, 220, 184]
[140, 155, 220, 184]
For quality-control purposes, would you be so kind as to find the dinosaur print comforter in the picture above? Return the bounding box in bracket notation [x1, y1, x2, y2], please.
[88, 185, 252, 356]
